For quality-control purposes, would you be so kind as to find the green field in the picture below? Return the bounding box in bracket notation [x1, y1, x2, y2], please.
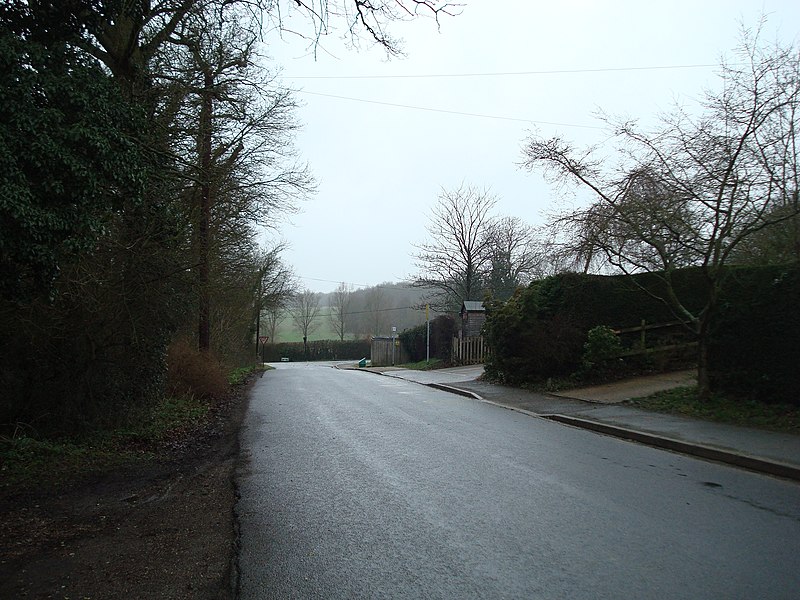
[272, 307, 355, 343]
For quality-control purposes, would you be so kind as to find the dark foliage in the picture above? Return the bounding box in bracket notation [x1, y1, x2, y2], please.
[708, 264, 800, 405]
[483, 265, 799, 402]
[0, 23, 147, 299]
[483, 286, 584, 384]
[399, 315, 457, 363]
[262, 339, 372, 363]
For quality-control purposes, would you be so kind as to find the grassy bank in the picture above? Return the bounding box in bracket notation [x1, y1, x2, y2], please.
[0, 364, 265, 493]
[626, 386, 800, 434]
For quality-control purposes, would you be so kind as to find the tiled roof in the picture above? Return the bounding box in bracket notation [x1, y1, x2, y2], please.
[462, 301, 485, 312]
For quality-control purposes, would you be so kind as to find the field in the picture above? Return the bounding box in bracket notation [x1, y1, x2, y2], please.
[271, 307, 352, 343]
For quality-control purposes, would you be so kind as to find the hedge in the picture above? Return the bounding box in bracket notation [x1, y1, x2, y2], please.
[708, 264, 800, 404]
[399, 315, 457, 363]
[483, 264, 800, 403]
[261, 339, 371, 363]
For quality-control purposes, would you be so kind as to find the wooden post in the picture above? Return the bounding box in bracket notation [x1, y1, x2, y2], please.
[640, 319, 646, 349]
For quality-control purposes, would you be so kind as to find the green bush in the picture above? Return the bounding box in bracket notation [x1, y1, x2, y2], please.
[482, 265, 799, 401]
[261, 339, 371, 362]
[582, 325, 623, 365]
[483, 287, 584, 385]
[708, 264, 800, 405]
[399, 315, 457, 363]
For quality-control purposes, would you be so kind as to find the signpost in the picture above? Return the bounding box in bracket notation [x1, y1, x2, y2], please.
[426, 304, 430, 364]
[258, 336, 268, 362]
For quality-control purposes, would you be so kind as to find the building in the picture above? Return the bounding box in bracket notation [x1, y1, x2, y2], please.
[459, 301, 486, 338]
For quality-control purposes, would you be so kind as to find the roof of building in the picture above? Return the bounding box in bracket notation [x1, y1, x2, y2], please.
[461, 301, 485, 313]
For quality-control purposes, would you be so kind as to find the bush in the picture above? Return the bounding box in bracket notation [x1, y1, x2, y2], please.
[482, 264, 800, 399]
[483, 270, 703, 386]
[708, 264, 800, 405]
[483, 288, 584, 385]
[399, 315, 457, 363]
[261, 338, 371, 362]
[582, 325, 623, 366]
[166, 338, 229, 401]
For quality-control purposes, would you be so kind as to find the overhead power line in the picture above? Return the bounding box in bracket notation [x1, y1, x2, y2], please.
[293, 89, 605, 130]
[285, 63, 720, 80]
[339, 305, 422, 317]
[298, 275, 419, 291]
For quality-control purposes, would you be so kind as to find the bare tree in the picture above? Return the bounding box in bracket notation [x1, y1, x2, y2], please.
[520, 24, 800, 398]
[269, 1, 463, 58]
[263, 306, 284, 344]
[413, 185, 497, 311]
[253, 244, 296, 351]
[289, 288, 321, 356]
[159, 5, 314, 352]
[329, 282, 354, 341]
[484, 216, 547, 300]
[365, 286, 389, 336]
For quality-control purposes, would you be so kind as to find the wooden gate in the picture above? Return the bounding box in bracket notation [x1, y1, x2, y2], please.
[452, 336, 488, 365]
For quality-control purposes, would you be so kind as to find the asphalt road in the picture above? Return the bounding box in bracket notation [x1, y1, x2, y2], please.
[236, 362, 800, 599]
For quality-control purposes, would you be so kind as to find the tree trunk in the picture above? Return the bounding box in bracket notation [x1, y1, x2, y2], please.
[197, 70, 213, 353]
[696, 306, 714, 401]
[696, 334, 711, 401]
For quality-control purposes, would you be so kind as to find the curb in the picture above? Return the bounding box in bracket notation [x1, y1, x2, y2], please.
[426, 382, 484, 400]
[350, 369, 800, 482]
[541, 414, 800, 482]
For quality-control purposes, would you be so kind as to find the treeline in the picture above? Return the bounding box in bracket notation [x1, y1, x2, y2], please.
[269, 282, 436, 344]
[0, 1, 442, 435]
[0, 2, 308, 434]
[324, 282, 431, 338]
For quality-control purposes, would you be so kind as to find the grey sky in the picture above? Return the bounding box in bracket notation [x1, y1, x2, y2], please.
[263, 1, 799, 293]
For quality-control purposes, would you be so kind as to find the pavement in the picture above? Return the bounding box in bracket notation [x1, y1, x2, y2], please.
[348, 363, 800, 482]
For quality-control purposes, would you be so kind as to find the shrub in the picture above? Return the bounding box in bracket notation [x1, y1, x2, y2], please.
[582, 325, 623, 366]
[399, 315, 457, 363]
[166, 338, 229, 401]
[483, 288, 584, 385]
[708, 264, 800, 405]
[483, 265, 799, 398]
[261, 338, 371, 362]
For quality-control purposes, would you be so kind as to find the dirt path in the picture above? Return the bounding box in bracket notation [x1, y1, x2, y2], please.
[0, 381, 252, 599]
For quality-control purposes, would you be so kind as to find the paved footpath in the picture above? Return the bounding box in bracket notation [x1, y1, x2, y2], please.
[350, 364, 800, 482]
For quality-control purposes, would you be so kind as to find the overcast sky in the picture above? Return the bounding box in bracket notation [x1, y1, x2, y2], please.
[262, 1, 799, 294]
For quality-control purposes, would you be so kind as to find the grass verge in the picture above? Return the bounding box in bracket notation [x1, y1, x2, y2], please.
[626, 386, 800, 434]
[0, 394, 212, 493]
[399, 358, 446, 371]
[1, 363, 266, 496]
[228, 363, 270, 385]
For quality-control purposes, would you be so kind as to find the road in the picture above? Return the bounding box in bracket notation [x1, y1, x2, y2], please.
[236, 362, 800, 599]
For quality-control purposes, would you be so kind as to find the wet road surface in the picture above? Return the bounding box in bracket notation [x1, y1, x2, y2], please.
[236, 362, 800, 599]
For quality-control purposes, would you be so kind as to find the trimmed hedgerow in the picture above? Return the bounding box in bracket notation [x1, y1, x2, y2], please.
[483, 264, 799, 403]
[399, 315, 457, 364]
[261, 339, 371, 363]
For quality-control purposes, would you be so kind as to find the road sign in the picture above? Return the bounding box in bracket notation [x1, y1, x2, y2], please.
[258, 336, 268, 345]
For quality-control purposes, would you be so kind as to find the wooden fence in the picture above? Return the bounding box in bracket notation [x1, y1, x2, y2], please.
[370, 336, 409, 367]
[452, 336, 488, 365]
[613, 320, 697, 358]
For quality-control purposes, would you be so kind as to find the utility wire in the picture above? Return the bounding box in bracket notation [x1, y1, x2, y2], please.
[285, 63, 720, 80]
[337, 305, 422, 317]
[278, 62, 724, 133]
[292, 89, 605, 129]
[298, 275, 420, 291]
